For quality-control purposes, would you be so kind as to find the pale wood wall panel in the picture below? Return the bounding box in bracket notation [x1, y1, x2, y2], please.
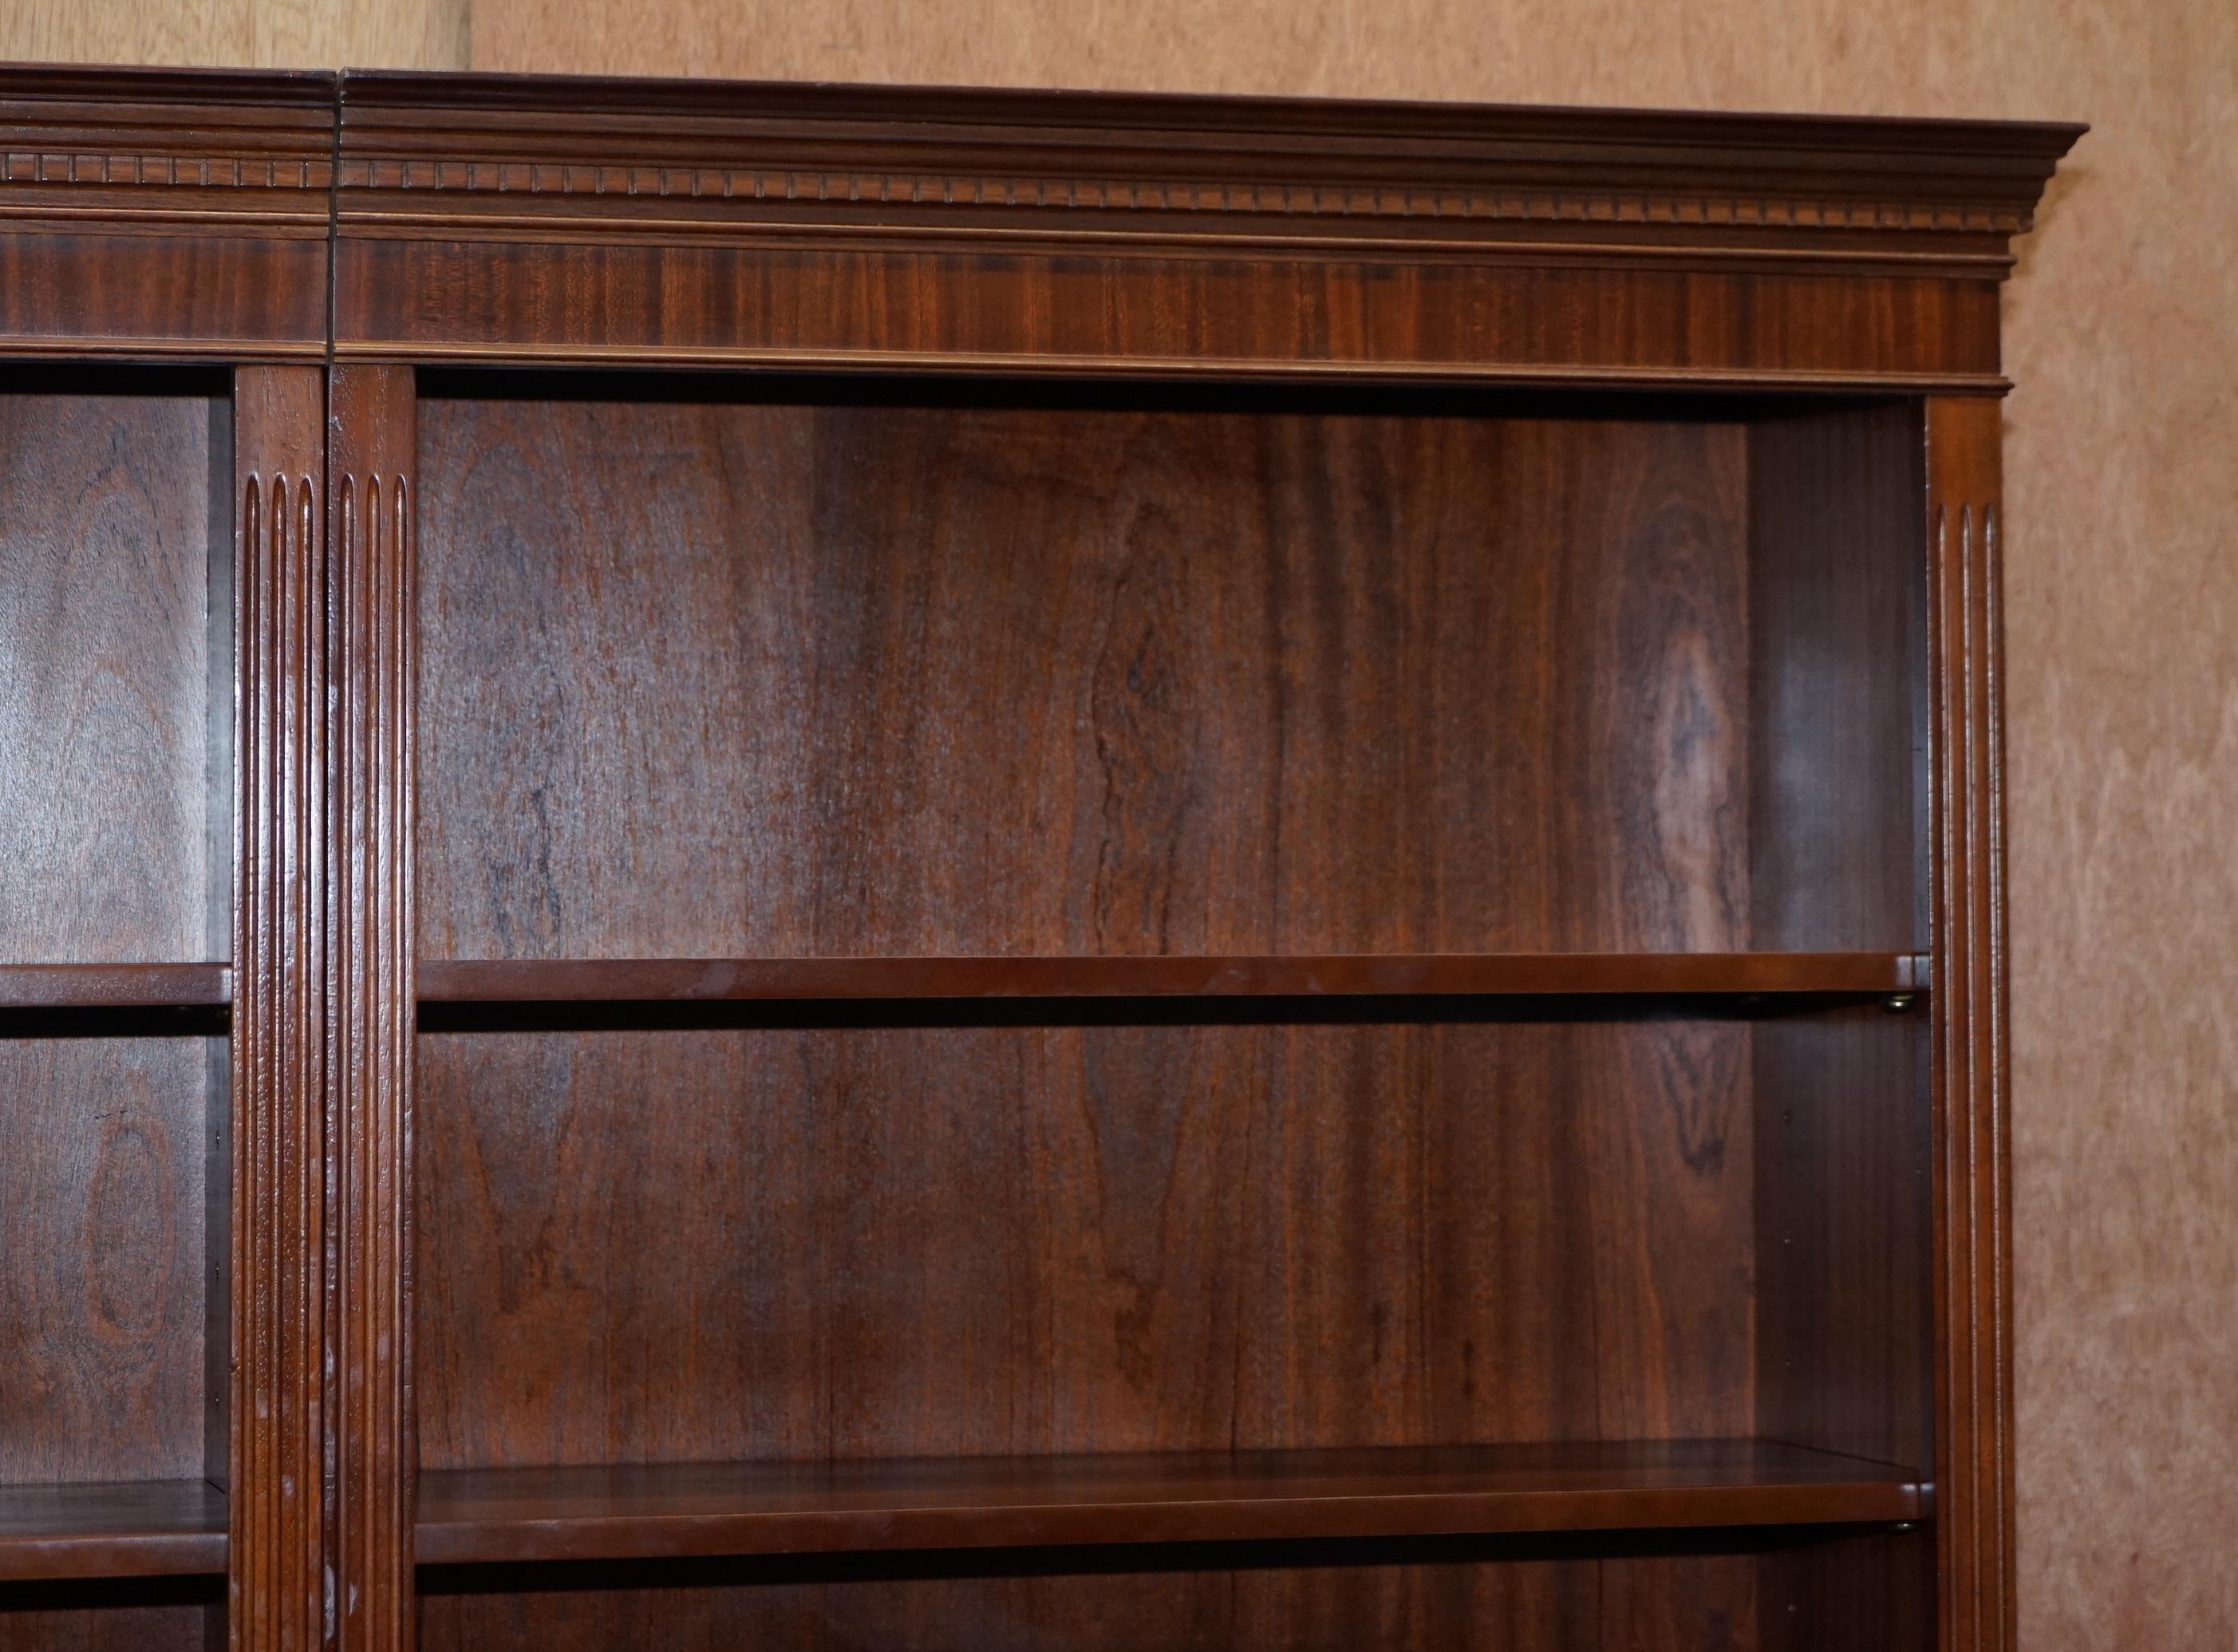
[0, 0, 465, 69]
[4, 0, 2231, 1645]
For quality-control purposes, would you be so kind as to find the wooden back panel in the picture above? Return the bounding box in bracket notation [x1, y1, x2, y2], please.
[0, 387, 215, 967]
[417, 385, 1754, 960]
[0, 379, 226, 1650]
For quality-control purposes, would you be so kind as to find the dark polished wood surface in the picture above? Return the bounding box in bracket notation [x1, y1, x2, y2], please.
[0, 388, 215, 965]
[0, 65, 2069, 1652]
[0, 371, 228, 1650]
[0, 964, 230, 1008]
[1925, 393, 2018, 1652]
[0, 70, 328, 360]
[1743, 403, 1936, 1648]
[225, 364, 326, 1652]
[0, 953, 1924, 1009]
[326, 361, 421, 1652]
[0, 1482, 226, 1582]
[417, 952, 1926, 1003]
[0, 383, 215, 1508]
[417, 1441, 1927, 1565]
[334, 73, 2077, 384]
[0, 1035, 212, 1486]
[417, 1537, 1786, 1651]
[416, 396, 1755, 960]
[416, 1017, 1758, 1470]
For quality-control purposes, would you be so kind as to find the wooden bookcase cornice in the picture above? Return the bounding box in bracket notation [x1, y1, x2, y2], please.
[330, 70, 2081, 384]
[0, 65, 331, 357]
[332, 72, 2073, 264]
[0, 65, 2079, 383]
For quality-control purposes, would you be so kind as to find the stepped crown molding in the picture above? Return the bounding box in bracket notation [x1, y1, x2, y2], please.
[334, 70, 2082, 275]
[0, 66, 333, 224]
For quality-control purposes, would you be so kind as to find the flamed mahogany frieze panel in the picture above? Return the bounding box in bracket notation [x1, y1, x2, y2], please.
[337, 244, 2008, 384]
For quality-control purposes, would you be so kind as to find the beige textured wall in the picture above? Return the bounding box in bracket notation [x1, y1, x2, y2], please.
[7, 0, 2235, 1644]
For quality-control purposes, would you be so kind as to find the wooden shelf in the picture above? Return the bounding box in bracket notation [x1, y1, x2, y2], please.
[415, 1441, 1928, 1566]
[0, 963, 229, 1011]
[416, 952, 1926, 1005]
[0, 954, 1929, 1012]
[0, 1480, 227, 1581]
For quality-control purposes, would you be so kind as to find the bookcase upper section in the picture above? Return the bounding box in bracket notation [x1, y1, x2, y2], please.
[0, 64, 2080, 382]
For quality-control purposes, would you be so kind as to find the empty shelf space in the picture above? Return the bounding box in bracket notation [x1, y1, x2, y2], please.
[415, 1440, 1928, 1566]
[0, 1480, 227, 1581]
[0, 963, 229, 1011]
[416, 952, 1928, 1005]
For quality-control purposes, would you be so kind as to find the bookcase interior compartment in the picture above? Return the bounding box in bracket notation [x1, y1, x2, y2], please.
[418, 1016, 1764, 1467]
[0, 371, 232, 1646]
[405, 373, 1936, 1650]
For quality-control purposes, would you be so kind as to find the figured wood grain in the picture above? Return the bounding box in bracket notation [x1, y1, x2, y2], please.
[0, 62, 2090, 1652]
[326, 363, 420, 1652]
[0, 374, 224, 1649]
[0, 1036, 210, 1485]
[0, 388, 211, 965]
[412, 382, 1769, 1652]
[0, 384, 217, 1579]
[339, 242, 2009, 387]
[415, 1018, 1755, 1468]
[227, 365, 326, 1652]
[411, 45, 2196, 1652]
[0, 1481, 226, 1581]
[417, 952, 1926, 1003]
[417, 392, 1752, 961]
[416, 1441, 1924, 1564]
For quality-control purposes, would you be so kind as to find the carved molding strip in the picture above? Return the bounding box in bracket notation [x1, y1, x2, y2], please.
[0, 152, 332, 188]
[337, 156, 2031, 235]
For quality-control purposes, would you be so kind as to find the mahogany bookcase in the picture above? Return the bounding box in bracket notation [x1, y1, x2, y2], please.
[0, 65, 2078, 1652]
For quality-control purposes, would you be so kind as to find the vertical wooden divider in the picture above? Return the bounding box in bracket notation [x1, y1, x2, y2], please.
[1925, 394, 2015, 1652]
[329, 365, 419, 1652]
[231, 366, 330, 1651]
[231, 364, 418, 1650]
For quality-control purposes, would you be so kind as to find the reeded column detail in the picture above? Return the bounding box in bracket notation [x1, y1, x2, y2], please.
[1925, 394, 2015, 1652]
[329, 365, 419, 1652]
[231, 365, 330, 1651]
